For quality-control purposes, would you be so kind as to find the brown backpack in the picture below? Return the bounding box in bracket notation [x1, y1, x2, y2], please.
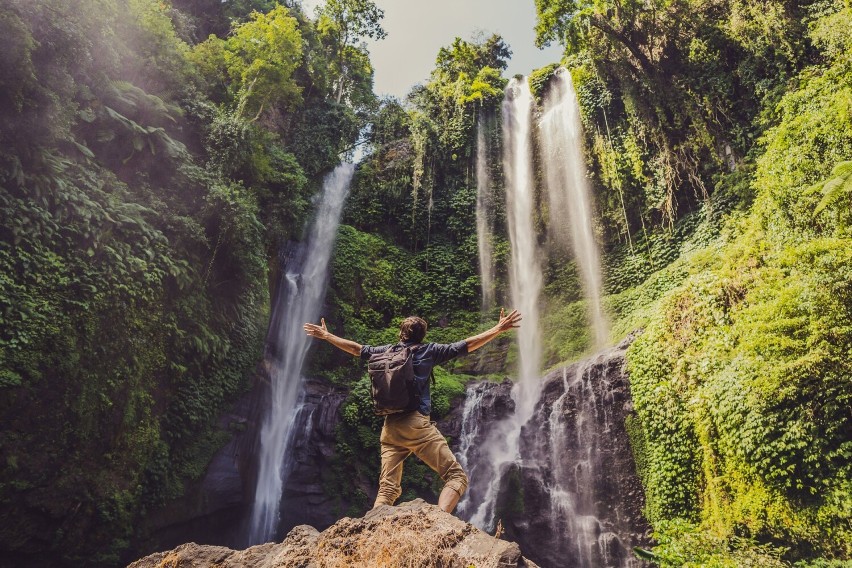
[367, 343, 422, 415]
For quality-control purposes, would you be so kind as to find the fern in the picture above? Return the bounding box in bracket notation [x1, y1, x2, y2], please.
[814, 160, 852, 215]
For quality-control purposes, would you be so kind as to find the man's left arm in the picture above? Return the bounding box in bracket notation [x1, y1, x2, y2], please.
[304, 318, 362, 357]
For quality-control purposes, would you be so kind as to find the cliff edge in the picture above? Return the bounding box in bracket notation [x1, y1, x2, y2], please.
[128, 499, 539, 568]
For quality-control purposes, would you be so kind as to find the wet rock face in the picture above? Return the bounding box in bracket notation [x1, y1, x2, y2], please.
[438, 377, 513, 453]
[276, 378, 348, 532]
[133, 376, 347, 555]
[128, 499, 540, 568]
[457, 338, 651, 568]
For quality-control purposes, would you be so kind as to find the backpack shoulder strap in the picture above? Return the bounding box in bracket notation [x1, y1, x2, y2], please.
[402, 343, 436, 385]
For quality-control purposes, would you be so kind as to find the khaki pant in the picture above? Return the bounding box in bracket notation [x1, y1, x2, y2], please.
[374, 411, 469, 507]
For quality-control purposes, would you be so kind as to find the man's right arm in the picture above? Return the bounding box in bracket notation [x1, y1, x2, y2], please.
[304, 318, 362, 357]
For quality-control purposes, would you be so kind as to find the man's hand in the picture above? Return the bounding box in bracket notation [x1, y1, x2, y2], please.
[495, 308, 522, 334]
[304, 318, 362, 356]
[464, 308, 522, 353]
[304, 318, 330, 340]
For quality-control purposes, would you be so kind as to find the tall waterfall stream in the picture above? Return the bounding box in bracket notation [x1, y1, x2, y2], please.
[540, 69, 609, 348]
[461, 77, 544, 529]
[247, 163, 354, 545]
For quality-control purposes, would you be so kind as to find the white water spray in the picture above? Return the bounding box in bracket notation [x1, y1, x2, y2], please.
[539, 68, 609, 347]
[475, 119, 496, 310]
[247, 163, 354, 545]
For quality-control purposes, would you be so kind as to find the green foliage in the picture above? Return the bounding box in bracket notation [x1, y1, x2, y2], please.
[753, 11, 852, 239]
[429, 367, 469, 417]
[623, 14, 852, 562]
[528, 63, 560, 100]
[811, 161, 852, 216]
[0, 0, 366, 565]
[316, 0, 386, 105]
[329, 225, 483, 352]
[628, 225, 852, 560]
[118, 0, 193, 96]
[646, 519, 788, 568]
[420, 34, 509, 155]
[540, 294, 592, 367]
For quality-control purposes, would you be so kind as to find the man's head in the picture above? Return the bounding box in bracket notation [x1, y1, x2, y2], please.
[399, 316, 428, 343]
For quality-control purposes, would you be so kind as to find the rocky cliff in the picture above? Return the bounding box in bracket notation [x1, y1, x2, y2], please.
[134, 376, 347, 555]
[133, 337, 649, 568]
[128, 499, 539, 568]
[455, 336, 651, 568]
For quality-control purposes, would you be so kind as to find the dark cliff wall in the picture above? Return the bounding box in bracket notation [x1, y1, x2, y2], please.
[132, 375, 347, 557]
[453, 337, 651, 568]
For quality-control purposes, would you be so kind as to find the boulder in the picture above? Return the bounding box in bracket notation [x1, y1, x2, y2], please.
[128, 499, 539, 568]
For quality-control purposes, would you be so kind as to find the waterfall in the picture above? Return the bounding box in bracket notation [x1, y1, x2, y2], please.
[539, 68, 609, 347]
[526, 350, 646, 568]
[456, 73, 647, 567]
[475, 119, 496, 310]
[545, 363, 621, 568]
[247, 163, 354, 545]
[455, 382, 489, 478]
[462, 77, 544, 529]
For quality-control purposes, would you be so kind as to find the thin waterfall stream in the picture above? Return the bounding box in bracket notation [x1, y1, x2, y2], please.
[247, 163, 354, 545]
[476, 118, 496, 310]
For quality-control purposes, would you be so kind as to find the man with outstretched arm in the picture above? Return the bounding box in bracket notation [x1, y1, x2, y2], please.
[304, 308, 522, 514]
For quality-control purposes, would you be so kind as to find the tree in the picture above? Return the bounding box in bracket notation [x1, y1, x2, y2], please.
[191, 5, 303, 119]
[435, 34, 511, 81]
[534, 0, 664, 74]
[423, 34, 510, 152]
[316, 0, 387, 104]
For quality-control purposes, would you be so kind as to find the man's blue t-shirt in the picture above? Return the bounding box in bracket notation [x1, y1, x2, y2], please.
[360, 340, 469, 416]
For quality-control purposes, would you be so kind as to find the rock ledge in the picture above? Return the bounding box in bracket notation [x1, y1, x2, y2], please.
[128, 499, 539, 568]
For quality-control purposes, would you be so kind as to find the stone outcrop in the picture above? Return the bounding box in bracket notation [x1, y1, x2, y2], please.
[128, 499, 539, 568]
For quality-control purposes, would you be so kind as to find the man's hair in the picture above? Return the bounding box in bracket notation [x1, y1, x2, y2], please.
[399, 316, 428, 343]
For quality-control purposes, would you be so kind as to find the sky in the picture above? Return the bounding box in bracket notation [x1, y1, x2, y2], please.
[300, 0, 564, 100]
